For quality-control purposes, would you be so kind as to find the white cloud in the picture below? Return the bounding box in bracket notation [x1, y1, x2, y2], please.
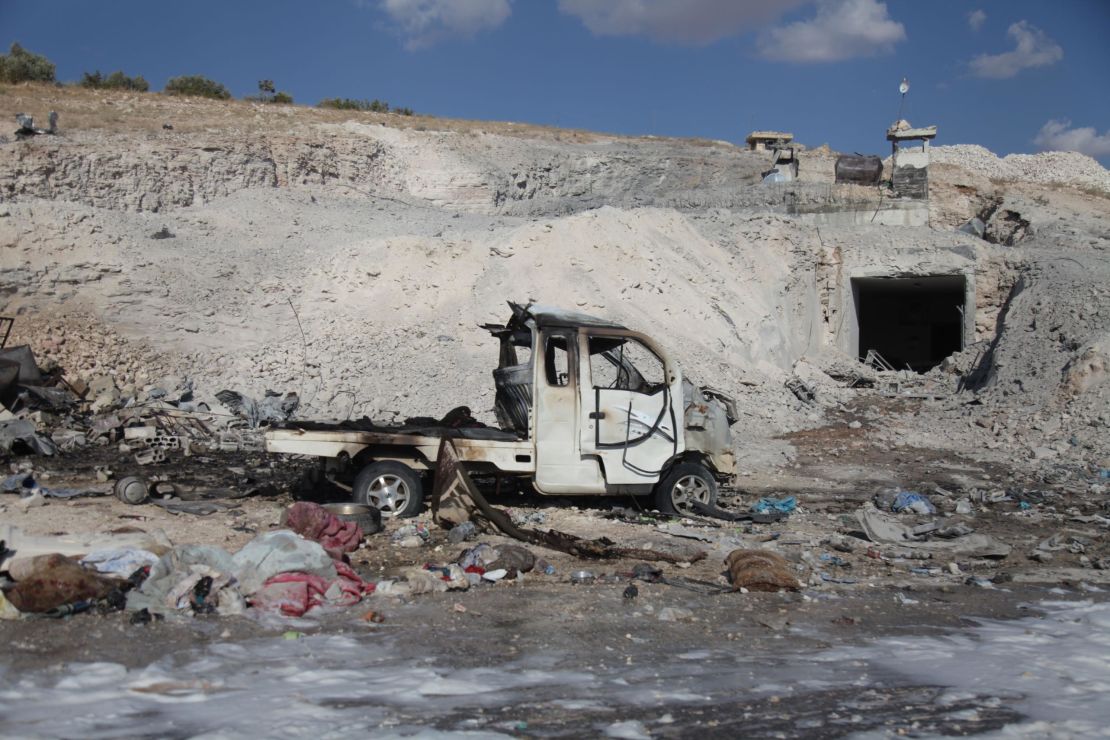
[967, 9, 986, 31]
[969, 21, 1062, 78]
[379, 0, 512, 49]
[557, 0, 807, 45]
[756, 0, 906, 63]
[1034, 119, 1110, 157]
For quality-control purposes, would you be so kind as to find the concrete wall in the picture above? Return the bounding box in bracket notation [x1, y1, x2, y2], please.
[788, 199, 929, 227]
[814, 228, 986, 362]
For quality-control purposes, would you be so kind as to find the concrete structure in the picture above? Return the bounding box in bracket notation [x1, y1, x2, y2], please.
[821, 234, 981, 372]
[788, 198, 929, 227]
[887, 121, 937, 200]
[746, 131, 793, 152]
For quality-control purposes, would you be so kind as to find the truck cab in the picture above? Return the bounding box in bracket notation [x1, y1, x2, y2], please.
[487, 303, 735, 507]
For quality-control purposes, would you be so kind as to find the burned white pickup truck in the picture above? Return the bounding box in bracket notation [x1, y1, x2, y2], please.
[265, 303, 737, 517]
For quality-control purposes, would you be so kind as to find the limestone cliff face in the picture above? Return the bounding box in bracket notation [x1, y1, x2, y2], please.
[0, 119, 775, 216]
[0, 132, 382, 212]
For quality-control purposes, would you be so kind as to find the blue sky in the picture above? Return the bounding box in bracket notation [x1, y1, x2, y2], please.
[3, 0, 1108, 163]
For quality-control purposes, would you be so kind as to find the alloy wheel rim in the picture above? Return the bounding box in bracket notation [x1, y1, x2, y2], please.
[671, 474, 710, 512]
[368, 474, 409, 514]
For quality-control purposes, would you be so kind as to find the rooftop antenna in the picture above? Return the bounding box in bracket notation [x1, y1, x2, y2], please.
[897, 77, 909, 122]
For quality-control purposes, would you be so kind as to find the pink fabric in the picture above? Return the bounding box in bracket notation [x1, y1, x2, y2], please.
[284, 502, 363, 559]
[250, 562, 371, 617]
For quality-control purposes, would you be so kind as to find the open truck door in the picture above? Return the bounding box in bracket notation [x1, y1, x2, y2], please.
[578, 332, 684, 486]
[487, 305, 607, 495]
[531, 327, 606, 493]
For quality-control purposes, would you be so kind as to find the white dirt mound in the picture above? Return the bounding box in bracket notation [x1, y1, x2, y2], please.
[931, 144, 1110, 194]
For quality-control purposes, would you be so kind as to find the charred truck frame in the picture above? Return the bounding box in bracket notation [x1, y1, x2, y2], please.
[265, 303, 737, 517]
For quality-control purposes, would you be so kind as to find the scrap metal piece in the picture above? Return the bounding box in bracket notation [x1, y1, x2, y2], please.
[0, 419, 57, 456]
[431, 437, 705, 565]
[0, 345, 44, 386]
[115, 476, 150, 505]
[151, 500, 231, 516]
[0, 318, 15, 349]
[216, 389, 299, 428]
[835, 155, 883, 186]
[785, 376, 815, 404]
[14, 112, 58, 138]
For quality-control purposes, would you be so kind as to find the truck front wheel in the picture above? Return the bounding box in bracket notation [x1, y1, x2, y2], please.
[653, 462, 718, 516]
[352, 461, 424, 518]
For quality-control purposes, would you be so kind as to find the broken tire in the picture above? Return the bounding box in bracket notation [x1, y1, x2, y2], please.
[352, 461, 424, 519]
[653, 462, 718, 516]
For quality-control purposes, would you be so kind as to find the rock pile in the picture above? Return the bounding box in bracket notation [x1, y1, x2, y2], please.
[932, 144, 1110, 194]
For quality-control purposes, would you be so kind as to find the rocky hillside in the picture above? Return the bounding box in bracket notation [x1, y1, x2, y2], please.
[1, 83, 1108, 471]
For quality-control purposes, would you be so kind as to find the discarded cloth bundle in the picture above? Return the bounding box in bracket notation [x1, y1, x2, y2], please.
[283, 501, 366, 558]
[251, 560, 368, 617]
[724, 549, 799, 592]
[5, 553, 120, 613]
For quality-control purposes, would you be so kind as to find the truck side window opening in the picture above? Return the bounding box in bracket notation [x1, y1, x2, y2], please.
[544, 336, 570, 387]
[496, 331, 532, 370]
[513, 344, 532, 367]
[588, 337, 665, 394]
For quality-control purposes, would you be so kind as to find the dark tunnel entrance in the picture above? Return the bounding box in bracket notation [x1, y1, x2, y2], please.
[853, 275, 966, 373]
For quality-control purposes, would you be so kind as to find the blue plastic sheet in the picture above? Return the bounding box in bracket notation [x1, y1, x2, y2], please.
[891, 491, 937, 515]
[751, 496, 797, 515]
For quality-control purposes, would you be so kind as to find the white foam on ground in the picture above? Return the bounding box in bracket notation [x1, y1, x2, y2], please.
[832, 600, 1110, 738]
[1, 600, 1109, 737]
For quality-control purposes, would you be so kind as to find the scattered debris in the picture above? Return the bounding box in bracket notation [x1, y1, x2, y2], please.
[874, 489, 937, 515]
[0, 419, 57, 456]
[751, 496, 797, 516]
[785, 376, 816, 404]
[431, 437, 707, 565]
[216, 389, 299, 428]
[14, 111, 57, 138]
[854, 503, 1011, 558]
[0, 523, 172, 571]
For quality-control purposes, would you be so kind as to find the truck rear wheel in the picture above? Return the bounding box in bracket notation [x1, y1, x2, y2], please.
[352, 461, 424, 518]
[653, 462, 718, 516]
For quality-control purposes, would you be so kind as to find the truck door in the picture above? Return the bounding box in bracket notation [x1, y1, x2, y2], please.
[579, 334, 682, 486]
[532, 329, 605, 494]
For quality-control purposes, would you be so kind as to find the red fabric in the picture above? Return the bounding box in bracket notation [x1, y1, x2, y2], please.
[250, 563, 372, 617]
[284, 502, 363, 559]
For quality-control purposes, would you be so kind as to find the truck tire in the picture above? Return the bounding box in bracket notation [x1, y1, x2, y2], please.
[653, 461, 718, 516]
[352, 461, 424, 518]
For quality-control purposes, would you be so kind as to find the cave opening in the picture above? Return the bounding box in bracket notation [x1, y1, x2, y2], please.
[852, 275, 966, 373]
